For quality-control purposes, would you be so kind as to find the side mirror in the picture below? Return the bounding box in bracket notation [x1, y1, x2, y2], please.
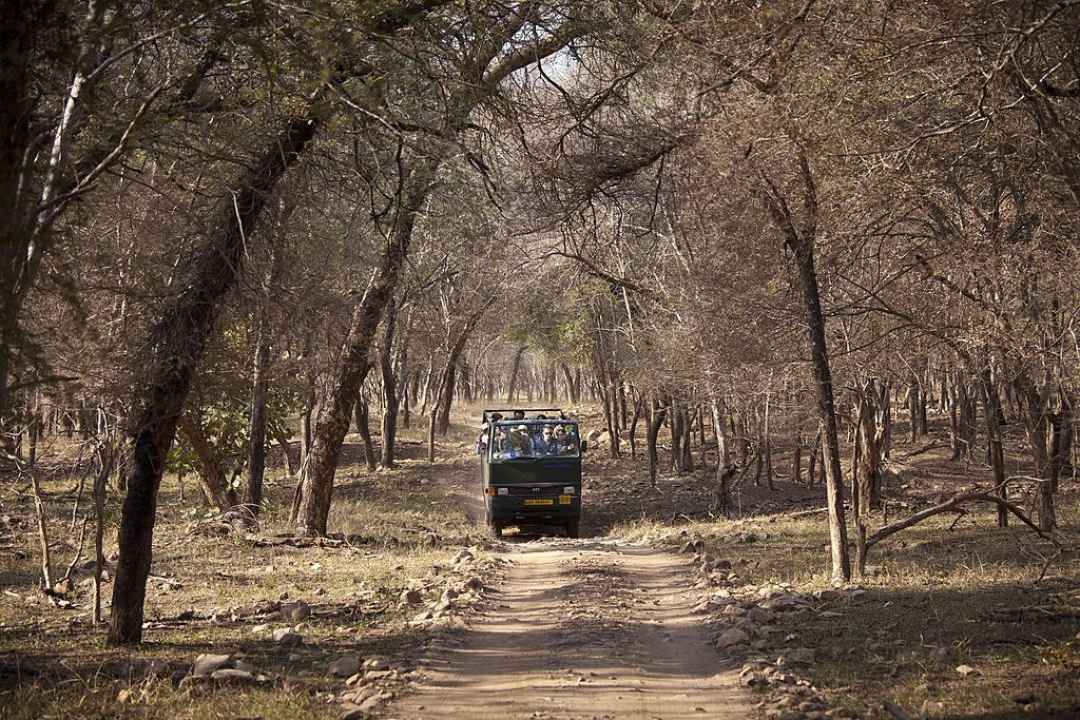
[581, 440, 588, 452]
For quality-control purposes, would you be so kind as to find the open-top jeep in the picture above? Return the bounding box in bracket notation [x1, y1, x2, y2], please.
[476, 408, 585, 538]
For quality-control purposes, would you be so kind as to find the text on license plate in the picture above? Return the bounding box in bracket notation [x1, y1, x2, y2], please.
[523, 498, 554, 506]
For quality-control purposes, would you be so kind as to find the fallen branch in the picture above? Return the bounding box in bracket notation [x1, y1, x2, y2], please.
[30, 473, 53, 591]
[60, 517, 89, 586]
[70, 471, 86, 531]
[784, 507, 828, 519]
[866, 486, 1051, 549]
[1036, 547, 1066, 584]
[947, 508, 968, 530]
[897, 441, 947, 460]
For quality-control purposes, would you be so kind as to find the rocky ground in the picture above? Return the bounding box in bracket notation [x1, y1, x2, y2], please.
[2, 409, 1078, 719]
[391, 538, 750, 720]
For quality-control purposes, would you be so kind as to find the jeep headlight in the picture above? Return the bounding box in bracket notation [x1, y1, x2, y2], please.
[563, 486, 575, 495]
[497, 487, 509, 496]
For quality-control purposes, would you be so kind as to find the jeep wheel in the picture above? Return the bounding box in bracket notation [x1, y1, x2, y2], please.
[489, 522, 503, 539]
[565, 520, 580, 538]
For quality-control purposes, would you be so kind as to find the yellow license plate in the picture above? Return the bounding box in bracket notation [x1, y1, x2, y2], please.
[559, 495, 572, 505]
[524, 498, 554, 506]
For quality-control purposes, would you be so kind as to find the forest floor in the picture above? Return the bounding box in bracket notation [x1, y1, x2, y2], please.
[0, 404, 1078, 719]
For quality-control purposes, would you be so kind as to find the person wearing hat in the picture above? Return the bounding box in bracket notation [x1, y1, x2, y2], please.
[491, 427, 511, 458]
[507, 424, 531, 457]
[475, 422, 490, 455]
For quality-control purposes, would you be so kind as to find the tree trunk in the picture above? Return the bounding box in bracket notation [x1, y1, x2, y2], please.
[879, 381, 893, 464]
[752, 443, 763, 487]
[628, 395, 643, 458]
[792, 432, 803, 485]
[108, 110, 320, 645]
[1012, 373, 1056, 532]
[733, 411, 748, 470]
[299, 379, 315, 469]
[605, 380, 621, 458]
[669, 398, 684, 474]
[618, 382, 628, 431]
[646, 396, 667, 487]
[760, 154, 851, 583]
[806, 428, 819, 489]
[427, 301, 491, 462]
[947, 373, 977, 461]
[271, 425, 297, 476]
[856, 378, 887, 511]
[93, 445, 112, 624]
[27, 404, 39, 467]
[908, 373, 922, 442]
[245, 207, 286, 515]
[245, 311, 272, 515]
[294, 160, 436, 537]
[560, 363, 579, 403]
[506, 345, 526, 403]
[710, 398, 732, 513]
[763, 387, 774, 490]
[379, 294, 400, 467]
[436, 361, 456, 436]
[980, 368, 1008, 527]
[697, 405, 709, 471]
[178, 415, 239, 512]
[851, 396, 868, 577]
[1050, 399, 1073, 495]
[418, 355, 434, 417]
[918, 367, 929, 435]
[682, 405, 694, 472]
[354, 394, 377, 471]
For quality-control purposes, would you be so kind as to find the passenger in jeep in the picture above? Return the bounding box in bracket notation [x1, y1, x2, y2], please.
[554, 425, 579, 456]
[535, 425, 559, 455]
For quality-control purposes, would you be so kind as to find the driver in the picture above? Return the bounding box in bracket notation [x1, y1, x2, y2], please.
[491, 427, 511, 457]
[507, 425, 531, 457]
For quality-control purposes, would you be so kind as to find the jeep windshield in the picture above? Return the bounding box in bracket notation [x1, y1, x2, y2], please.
[490, 421, 580, 461]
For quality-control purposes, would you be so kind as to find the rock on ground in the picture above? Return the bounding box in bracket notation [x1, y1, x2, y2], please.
[330, 655, 362, 678]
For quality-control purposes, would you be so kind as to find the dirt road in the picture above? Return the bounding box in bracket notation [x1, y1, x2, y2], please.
[391, 539, 750, 719]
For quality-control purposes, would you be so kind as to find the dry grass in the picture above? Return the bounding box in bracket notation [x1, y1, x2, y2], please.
[617, 434, 1080, 720]
[3, 406, 1078, 719]
[0, 423, 490, 720]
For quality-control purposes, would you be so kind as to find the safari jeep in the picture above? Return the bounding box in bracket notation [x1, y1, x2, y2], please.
[477, 408, 584, 538]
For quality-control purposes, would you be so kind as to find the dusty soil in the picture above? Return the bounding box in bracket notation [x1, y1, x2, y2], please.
[393, 538, 748, 720]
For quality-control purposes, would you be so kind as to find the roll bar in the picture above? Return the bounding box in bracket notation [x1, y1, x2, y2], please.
[482, 407, 563, 415]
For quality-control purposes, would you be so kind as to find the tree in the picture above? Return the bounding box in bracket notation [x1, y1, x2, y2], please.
[0, 2, 231, 424]
[293, 0, 594, 536]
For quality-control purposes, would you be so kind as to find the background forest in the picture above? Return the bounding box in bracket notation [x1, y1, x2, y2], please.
[3, 1, 1079, 718]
